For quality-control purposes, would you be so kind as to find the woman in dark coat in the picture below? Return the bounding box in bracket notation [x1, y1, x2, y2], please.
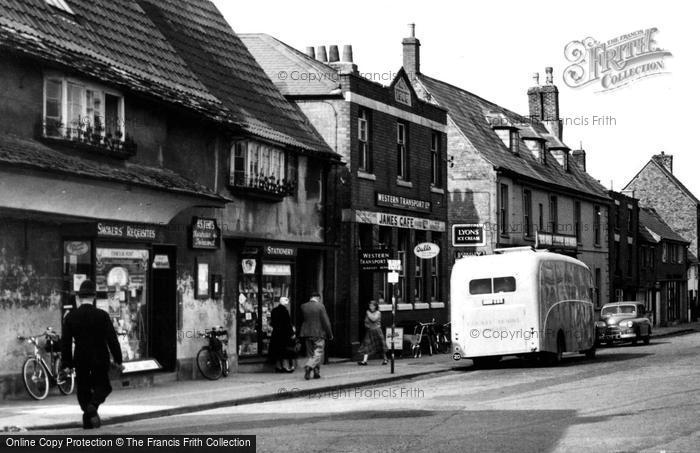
[269, 297, 296, 372]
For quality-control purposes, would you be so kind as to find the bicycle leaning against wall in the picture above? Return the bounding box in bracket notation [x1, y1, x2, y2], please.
[196, 326, 230, 380]
[17, 326, 75, 400]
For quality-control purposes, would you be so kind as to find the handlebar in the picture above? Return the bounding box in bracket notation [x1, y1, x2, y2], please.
[17, 327, 59, 344]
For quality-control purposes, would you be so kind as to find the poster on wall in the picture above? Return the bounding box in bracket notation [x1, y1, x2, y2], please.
[196, 261, 210, 298]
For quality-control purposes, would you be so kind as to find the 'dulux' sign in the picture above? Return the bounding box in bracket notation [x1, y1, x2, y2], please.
[414, 242, 440, 259]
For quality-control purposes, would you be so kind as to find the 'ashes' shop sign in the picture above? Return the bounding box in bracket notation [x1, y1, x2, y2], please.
[376, 192, 431, 213]
[452, 224, 486, 247]
[191, 217, 220, 249]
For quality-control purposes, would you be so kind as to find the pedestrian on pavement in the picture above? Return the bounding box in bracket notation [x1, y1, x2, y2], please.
[358, 300, 388, 366]
[269, 296, 296, 373]
[61, 280, 124, 429]
[299, 292, 333, 380]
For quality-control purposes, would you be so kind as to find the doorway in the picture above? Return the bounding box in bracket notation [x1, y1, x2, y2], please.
[151, 244, 177, 371]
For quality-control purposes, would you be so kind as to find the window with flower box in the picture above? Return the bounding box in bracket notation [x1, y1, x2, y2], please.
[229, 141, 296, 198]
[42, 75, 133, 155]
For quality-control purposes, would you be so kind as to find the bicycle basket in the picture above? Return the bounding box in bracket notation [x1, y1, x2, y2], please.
[210, 336, 223, 352]
[43, 337, 61, 353]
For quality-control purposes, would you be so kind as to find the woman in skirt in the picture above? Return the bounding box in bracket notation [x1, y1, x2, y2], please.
[358, 300, 388, 365]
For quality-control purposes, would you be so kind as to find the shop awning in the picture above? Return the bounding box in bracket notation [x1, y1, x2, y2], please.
[0, 135, 229, 224]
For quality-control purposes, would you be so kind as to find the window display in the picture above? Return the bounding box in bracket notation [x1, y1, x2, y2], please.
[95, 248, 149, 362]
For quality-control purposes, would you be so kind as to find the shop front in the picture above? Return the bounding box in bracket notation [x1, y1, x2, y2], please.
[61, 221, 177, 373]
[234, 242, 324, 359]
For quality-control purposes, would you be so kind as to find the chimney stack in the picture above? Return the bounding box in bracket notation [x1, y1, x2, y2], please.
[527, 66, 562, 140]
[402, 23, 420, 79]
[653, 151, 673, 173]
[328, 44, 358, 74]
[305, 46, 316, 59]
[328, 45, 340, 63]
[571, 148, 587, 172]
[316, 45, 328, 63]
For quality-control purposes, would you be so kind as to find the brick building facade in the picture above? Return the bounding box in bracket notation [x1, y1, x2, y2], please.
[241, 34, 449, 357]
[625, 153, 699, 321]
[402, 27, 611, 308]
[608, 191, 640, 302]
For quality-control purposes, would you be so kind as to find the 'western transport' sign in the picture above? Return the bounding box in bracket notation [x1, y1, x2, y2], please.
[452, 224, 485, 247]
[359, 249, 390, 272]
[376, 192, 431, 213]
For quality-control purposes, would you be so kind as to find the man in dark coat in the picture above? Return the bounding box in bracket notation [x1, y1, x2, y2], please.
[299, 292, 333, 380]
[62, 280, 123, 429]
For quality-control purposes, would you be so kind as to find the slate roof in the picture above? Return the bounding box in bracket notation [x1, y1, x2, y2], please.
[0, 134, 228, 201]
[415, 74, 610, 200]
[638, 207, 689, 244]
[239, 33, 340, 97]
[0, 0, 335, 157]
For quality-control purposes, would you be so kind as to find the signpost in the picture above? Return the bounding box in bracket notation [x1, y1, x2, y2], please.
[386, 259, 402, 374]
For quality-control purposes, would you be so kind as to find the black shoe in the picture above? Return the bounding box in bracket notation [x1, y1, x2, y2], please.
[357, 361, 367, 366]
[304, 367, 311, 380]
[274, 367, 286, 373]
[82, 413, 94, 430]
[85, 404, 101, 429]
[313, 370, 321, 379]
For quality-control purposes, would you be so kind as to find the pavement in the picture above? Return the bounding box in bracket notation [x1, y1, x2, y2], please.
[1, 321, 698, 432]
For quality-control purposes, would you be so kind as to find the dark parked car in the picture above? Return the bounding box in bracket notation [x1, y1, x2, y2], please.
[596, 302, 652, 346]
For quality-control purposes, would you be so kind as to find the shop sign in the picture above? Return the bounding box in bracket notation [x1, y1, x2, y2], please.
[359, 249, 390, 272]
[387, 259, 402, 271]
[191, 217, 220, 249]
[453, 224, 485, 247]
[387, 271, 399, 284]
[354, 210, 446, 232]
[262, 263, 292, 276]
[536, 232, 578, 251]
[65, 241, 89, 256]
[263, 246, 296, 257]
[97, 222, 157, 241]
[414, 242, 440, 260]
[152, 254, 170, 269]
[385, 327, 404, 350]
[376, 192, 431, 213]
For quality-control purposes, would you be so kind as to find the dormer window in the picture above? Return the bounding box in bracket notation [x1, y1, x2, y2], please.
[230, 141, 296, 199]
[45, 0, 75, 15]
[493, 127, 519, 155]
[42, 74, 134, 156]
[523, 138, 547, 164]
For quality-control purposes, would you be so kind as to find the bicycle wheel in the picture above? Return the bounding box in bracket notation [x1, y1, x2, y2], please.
[196, 347, 223, 380]
[55, 357, 75, 395]
[23, 358, 49, 400]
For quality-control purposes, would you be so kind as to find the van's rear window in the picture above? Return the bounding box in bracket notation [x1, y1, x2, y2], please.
[469, 278, 492, 295]
[469, 277, 516, 295]
[494, 277, 516, 293]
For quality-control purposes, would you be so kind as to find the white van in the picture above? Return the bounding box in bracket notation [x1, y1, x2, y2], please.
[450, 247, 596, 366]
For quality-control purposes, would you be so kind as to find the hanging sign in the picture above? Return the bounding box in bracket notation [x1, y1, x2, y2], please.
[414, 242, 440, 259]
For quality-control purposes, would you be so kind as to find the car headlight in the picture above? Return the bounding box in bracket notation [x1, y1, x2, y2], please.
[620, 320, 633, 328]
[595, 321, 606, 328]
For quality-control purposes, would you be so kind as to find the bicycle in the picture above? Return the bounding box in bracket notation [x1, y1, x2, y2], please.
[196, 326, 230, 380]
[410, 320, 440, 358]
[17, 327, 75, 400]
[435, 321, 451, 354]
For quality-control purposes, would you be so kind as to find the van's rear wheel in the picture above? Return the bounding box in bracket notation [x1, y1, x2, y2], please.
[472, 356, 501, 369]
[545, 332, 565, 365]
[584, 346, 596, 359]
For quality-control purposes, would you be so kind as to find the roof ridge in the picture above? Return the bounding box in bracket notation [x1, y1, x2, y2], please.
[650, 157, 700, 204]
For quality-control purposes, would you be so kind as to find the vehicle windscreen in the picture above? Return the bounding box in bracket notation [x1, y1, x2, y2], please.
[602, 305, 636, 316]
[469, 277, 516, 295]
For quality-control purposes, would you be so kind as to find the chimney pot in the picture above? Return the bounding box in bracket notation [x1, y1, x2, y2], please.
[316, 45, 328, 62]
[341, 45, 353, 63]
[408, 23, 415, 38]
[653, 151, 673, 173]
[328, 45, 340, 63]
[532, 72, 540, 86]
[545, 67, 553, 85]
[305, 46, 315, 59]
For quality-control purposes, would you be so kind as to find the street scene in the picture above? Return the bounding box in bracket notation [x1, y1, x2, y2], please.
[0, 0, 698, 452]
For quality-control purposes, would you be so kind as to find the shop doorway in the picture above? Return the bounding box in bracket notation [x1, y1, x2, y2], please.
[151, 245, 177, 371]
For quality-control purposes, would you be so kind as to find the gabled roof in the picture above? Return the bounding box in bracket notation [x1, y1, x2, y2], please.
[0, 0, 336, 157]
[638, 207, 689, 244]
[625, 158, 700, 205]
[0, 134, 228, 201]
[239, 33, 340, 97]
[415, 73, 609, 200]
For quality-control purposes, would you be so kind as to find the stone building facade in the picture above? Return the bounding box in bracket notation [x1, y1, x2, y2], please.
[608, 191, 640, 302]
[625, 153, 699, 321]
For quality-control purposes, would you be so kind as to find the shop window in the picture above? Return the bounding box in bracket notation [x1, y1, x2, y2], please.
[94, 248, 149, 362]
[229, 141, 295, 197]
[237, 259, 259, 357]
[43, 75, 129, 152]
[414, 232, 426, 302]
[396, 230, 408, 302]
[261, 263, 292, 356]
[431, 234, 442, 301]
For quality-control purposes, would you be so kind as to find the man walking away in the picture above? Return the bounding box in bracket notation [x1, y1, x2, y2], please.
[62, 280, 123, 429]
[299, 292, 333, 380]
